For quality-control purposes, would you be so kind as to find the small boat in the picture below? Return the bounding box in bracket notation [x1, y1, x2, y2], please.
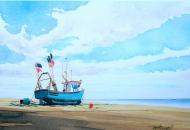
[34, 54, 84, 105]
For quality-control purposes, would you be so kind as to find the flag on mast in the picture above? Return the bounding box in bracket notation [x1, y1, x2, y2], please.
[47, 53, 55, 67]
[35, 63, 42, 73]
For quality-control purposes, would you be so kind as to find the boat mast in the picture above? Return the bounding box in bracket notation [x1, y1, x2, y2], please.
[70, 70, 72, 80]
[65, 57, 68, 82]
[47, 53, 57, 91]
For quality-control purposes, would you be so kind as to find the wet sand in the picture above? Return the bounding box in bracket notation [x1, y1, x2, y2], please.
[0, 98, 190, 130]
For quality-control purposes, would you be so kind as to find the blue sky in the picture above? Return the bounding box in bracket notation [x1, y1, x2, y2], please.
[0, 1, 190, 99]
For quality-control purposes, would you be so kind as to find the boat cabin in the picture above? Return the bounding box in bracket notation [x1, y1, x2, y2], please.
[61, 80, 81, 92]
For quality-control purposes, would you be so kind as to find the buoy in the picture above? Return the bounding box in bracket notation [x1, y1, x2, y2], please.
[89, 103, 94, 109]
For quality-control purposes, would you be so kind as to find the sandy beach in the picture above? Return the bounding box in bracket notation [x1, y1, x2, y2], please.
[0, 99, 190, 130]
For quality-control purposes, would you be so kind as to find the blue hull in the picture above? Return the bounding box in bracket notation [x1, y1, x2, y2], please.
[34, 89, 84, 105]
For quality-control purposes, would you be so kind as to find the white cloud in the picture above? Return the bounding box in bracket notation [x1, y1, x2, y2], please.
[0, 16, 48, 58]
[67, 47, 190, 76]
[51, 0, 190, 56]
[1, 1, 190, 58]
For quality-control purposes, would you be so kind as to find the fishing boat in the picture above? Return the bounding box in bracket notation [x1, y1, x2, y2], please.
[34, 54, 84, 105]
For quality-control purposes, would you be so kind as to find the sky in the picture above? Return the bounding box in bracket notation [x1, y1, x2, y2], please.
[0, 1, 190, 99]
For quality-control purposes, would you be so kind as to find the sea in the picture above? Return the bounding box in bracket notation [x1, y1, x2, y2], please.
[84, 99, 190, 108]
